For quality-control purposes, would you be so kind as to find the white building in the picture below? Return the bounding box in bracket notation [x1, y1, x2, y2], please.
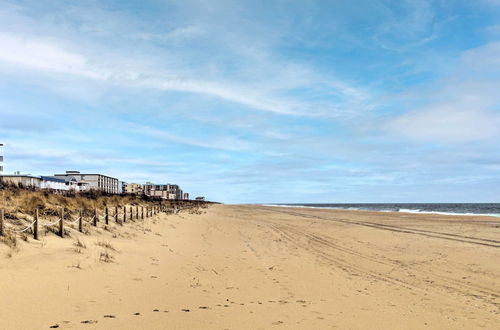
[39, 176, 68, 191]
[54, 171, 120, 194]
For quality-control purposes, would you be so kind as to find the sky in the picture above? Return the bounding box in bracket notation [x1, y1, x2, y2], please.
[0, 0, 499, 203]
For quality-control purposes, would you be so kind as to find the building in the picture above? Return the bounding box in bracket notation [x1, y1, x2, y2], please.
[39, 176, 68, 191]
[183, 192, 189, 200]
[0, 143, 3, 174]
[63, 176, 89, 191]
[54, 171, 120, 194]
[125, 183, 144, 195]
[144, 183, 184, 200]
[118, 181, 126, 194]
[0, 174, 42, 188]
[195, 196, 206, 201]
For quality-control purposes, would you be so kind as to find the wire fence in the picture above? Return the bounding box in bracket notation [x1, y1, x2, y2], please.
[0, 203, 199, 240]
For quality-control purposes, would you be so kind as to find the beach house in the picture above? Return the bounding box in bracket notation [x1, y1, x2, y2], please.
[54, 171, 120, 194]
[39, 176, 68, 191]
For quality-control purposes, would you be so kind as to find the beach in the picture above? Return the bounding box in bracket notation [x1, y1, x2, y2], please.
[1, 204, 499, 329]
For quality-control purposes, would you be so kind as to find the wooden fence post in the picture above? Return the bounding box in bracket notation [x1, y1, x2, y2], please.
[136, 206, 139, 219]
[123, 206, 127, 223]
[115, 206, 119, 223]
[0, 209, 4, 236]
[59, 208, 64, 238]
[130, 206, 133, 221]
[93, 208, 98, 226]
[142, 206, 144, 220]
[79, 209, 83, 233]
[34, 209, 39, 240]
[105, 207, 109, 225]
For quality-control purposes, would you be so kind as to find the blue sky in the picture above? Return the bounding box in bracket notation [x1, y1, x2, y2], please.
[1, 0, 499, 203]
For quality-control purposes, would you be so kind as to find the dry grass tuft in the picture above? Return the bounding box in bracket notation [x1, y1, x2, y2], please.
[73, 238, 86, 250]
[95, 240, 116, 251]
[99, 250, 114, 263]
[0, 231, 18, 250]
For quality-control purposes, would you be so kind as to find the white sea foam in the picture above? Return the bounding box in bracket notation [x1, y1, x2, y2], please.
[261, 204, 500, 217]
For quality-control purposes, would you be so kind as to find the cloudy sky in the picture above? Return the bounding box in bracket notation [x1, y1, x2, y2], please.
[1, 0, 499, 203]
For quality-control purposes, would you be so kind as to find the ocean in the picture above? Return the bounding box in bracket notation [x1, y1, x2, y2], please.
[263, 203, 500, 217]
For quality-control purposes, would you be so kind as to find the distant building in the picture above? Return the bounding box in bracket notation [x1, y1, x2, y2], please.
[183, 192, 189, 200]
[54, 171, 119, 194]
[0, 143, 4, 174]
[144, 183, 183, 200]
[118, 181, 126, 194]
[0, 174, 42, 188]
[195, 196, 205, 201]
[125, 183, 144, 195]
[40, 176, 68, 191]
[0, 174, 89, 192]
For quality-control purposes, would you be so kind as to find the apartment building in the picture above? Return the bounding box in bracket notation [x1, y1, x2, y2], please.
[54, 171, 120, 194]
[144, 183, 184, 200]
[125, 183, 144, 195]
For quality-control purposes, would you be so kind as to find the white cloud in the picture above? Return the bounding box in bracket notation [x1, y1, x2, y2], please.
[0, 0, 371, 119]
[388, 41, 500, 143]
[389, 106, 500, 142]
[0, 33, 105, 79]
[130, 124, 253, 152]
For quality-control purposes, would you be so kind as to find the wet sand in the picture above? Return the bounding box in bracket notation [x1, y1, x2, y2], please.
[0, 204, 499, 329]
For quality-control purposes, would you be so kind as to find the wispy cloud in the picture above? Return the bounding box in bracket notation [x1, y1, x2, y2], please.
[0, 3, 371, 118]
[387, 41, 500, 143]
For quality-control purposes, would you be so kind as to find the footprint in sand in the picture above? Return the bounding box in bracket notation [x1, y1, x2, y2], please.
[81, 320, 98, 324]
[49, 325, 59, 328]
[103, 315, 116, 318]
[133, 313, 141, 316]
[181, 309, 190, 312]
[153, 309, 160, 312]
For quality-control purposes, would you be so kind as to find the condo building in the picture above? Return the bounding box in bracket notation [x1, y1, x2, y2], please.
[54, 171, 120, 194]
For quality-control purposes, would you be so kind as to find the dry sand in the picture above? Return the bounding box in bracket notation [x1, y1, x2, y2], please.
[0, 204, 499, 329]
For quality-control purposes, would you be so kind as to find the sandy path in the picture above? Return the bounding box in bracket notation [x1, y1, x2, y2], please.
[0, 204, 499, 329]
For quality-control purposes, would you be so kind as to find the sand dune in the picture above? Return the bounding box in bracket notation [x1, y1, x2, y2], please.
[0, 204, 499, 329]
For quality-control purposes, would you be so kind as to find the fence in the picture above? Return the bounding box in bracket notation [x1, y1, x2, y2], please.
[0, 204, 193, 240]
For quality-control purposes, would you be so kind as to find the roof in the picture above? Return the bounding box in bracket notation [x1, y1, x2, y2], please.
[41, 176, 66, 183]
[0, 174, 41, 179]
[54, 173, 119, 180]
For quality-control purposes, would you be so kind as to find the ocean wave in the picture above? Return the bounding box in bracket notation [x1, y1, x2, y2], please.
[261, 204, 500, 217]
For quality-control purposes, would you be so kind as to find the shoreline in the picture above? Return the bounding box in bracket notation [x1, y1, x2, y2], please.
[259, 203, 500, 218]
[1, 204, 499, 329]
